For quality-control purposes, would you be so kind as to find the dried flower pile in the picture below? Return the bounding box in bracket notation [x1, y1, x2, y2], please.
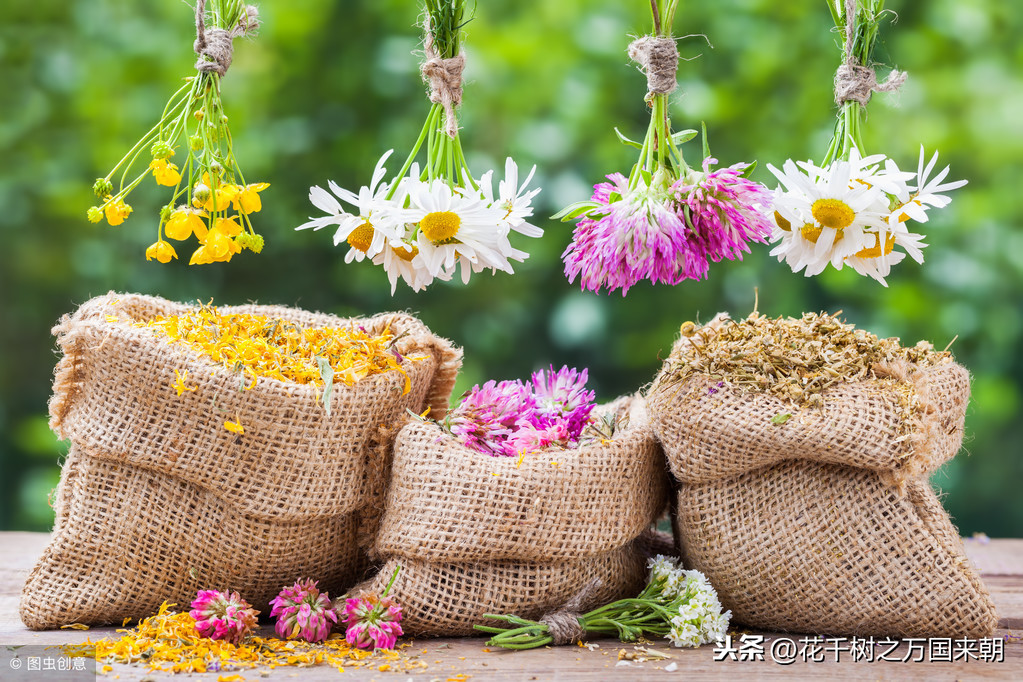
[62, 602, 425, 676]
[144, 303, 416, 399]
[479, 554, 730, 649]
[88, 0, 268, 265]
[445, 366, 601, 457]
[664, 311, 951, 408]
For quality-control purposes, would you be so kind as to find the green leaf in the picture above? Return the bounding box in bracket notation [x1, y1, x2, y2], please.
[317, 356, 334, 417]
[551, 200, 599, 222]
[614, 127, 643, 150]
[770, 412, 792, 425]
[671, 129, 698, 145]
[701, 121, 711, 159]
[740, 160, 758, 178]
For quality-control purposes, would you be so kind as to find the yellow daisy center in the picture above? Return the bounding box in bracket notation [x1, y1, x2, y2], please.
[394, 243, 419, 262]
[420, 211, 461, 243]
[811, 198, 856, 230]
[346, 222, 375, 253]
[854, 232, 896, 259]
[774, 211, 791, 231]
[800, 224, 845, 244]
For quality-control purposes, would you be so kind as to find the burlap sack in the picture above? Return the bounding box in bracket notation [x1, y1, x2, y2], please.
[354, 542, 648, 637]
[648, 320, 998, 638]
[20, 292, 461, 630]
[373, 395, 668, 562]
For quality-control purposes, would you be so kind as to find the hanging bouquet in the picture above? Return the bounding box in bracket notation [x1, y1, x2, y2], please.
[87, 0, 268, 265]
[298, 0, 542, 293]
[766, 0, 966, 285]
[558, 0, 773, 296]
[442, 365, 612, 458]
[478, 554, 730, 648]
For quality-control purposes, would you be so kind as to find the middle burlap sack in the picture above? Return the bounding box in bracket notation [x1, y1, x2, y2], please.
[358, 395, 668, 636]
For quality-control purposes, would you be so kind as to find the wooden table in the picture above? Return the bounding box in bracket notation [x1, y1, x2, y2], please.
[1, 532, 1019, 680]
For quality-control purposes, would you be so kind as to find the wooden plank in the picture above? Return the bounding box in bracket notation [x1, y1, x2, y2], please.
[2, 532, 1019, 681]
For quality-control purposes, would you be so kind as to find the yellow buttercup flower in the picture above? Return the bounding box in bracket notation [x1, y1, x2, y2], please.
[165, 209, 209, 241]
[145, 240, 178, 263]
[198, 173, 241, 212]
[214, 216, 243, 237]
[104, 198, 132, 226]
[234, 183, 269, 214]
[149, 159, 182, 187]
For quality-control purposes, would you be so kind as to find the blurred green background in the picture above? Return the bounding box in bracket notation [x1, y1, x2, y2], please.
[0, 0, 1020, 535]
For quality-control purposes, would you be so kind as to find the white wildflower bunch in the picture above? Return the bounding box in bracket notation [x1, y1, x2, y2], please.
[296, 0, 541, 293]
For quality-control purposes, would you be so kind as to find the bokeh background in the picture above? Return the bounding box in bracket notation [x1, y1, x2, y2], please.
[1, 0, 1020, 535]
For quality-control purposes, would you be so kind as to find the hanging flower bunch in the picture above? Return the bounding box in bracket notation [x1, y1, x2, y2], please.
[87, 0, 268, 265]
[298, 0, 542, 293]
[558, 0, 772, 296]
[767, 0, 966, 286]
[444, 365, 599, 457]
[478, 554, 731, 649]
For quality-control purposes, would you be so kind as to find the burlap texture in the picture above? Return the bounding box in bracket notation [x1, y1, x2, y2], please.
[649, 317, 997, 637]
[21, 445, 365, 628]
[373, 395, 668, 563]
[21, 292, 461, 630]
[353, 543, 648, 637]
[648, 326, 970, 489]
[674, 462, 998, 638]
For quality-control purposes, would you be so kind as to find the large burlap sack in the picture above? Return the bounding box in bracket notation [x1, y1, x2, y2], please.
[20, 292, 460, 630]
[373, 395, 668, 562]
[648, 317, 998, 638]
[354, 542, 649, 637]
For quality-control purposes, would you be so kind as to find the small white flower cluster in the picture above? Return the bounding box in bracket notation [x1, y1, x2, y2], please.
[648, 555, 731, 648]
[298, 152, 542, 293]
[766, 147, 966, 286]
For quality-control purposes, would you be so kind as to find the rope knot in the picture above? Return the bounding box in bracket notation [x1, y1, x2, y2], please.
[539, 578, 602, 646]
[833, 62, 907, 106]
[421, 19, 465, 139]
[194, 1, 260, 77]
[833, 0, 906, 106]
[628, 36, 679, 96]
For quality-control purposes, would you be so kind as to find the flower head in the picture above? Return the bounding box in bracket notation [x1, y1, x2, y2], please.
[343, 594, 403, 650]
[673, 158, 773, 267]
[104, 198, 132, 226]
[165, 208, 209, 241]
[563, 173, 689, 295]
[530, 365, 596, 439]
[644, 556, 731, 648]
[269, 578, 339, 644]
[189, 589, 259, 646]
[448, 379, 537, 456]
[145, 239, 178, 264]
[150, 158, 182, 187]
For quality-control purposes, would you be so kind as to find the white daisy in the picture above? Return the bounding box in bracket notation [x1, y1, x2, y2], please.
[844, 222, 927, 286]
[403, 178, 515, 281]
[768, 157, 888, 276]
[372, 234, 448, 294]
[296, 150, 402, 262]
[476, 158, 544, 238]
[889, 147, 967, 225]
